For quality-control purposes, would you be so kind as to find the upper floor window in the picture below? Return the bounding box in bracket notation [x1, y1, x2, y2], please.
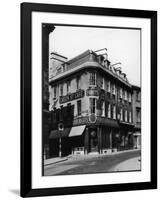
[77, 100, 82, 116]
[53, 85, 57, 99]
[113, 105, 116, 119]
[60, 83, 63, 96]
[107, 103, 111, 118]
[107, 80, 111, 92]
[89, 72, 96, 86]
[101, 77, 104, 89]
[67, 80, 71, 94]
[129, 111, 132, 123]
[125, 110, 128, 122]
[124, 90, 127, 100]
[120, 108, 123, 121]
[111, 83, 116, 95]
[101, 101, 105, 116]
[128, 93, 132, 102]
[136, 91, 140, 101]
[120, 88, 123, 98]
[122, 89, 125, 99]
[89, 98, 96, 114]
[76, 76, 81, 90]
[136, 107, 141, 122]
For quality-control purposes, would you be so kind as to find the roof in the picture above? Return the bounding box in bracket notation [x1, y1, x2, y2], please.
[132, 85, 141, 90]
[49, 49, 132, 88]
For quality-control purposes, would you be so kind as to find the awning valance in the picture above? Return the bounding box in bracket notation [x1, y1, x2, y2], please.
[69, 125, 86, 137]
[49, 128, 71, 139]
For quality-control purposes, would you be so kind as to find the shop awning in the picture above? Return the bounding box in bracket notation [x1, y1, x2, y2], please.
[49, 128, 71, 139]
[69, 125, 86, 137]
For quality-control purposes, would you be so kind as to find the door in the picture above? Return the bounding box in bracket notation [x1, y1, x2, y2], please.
[89, 128, 98, 152]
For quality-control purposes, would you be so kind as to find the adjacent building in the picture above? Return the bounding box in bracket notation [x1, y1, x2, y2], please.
[132, 85, 141, 149]
[48, 49, 135, 157]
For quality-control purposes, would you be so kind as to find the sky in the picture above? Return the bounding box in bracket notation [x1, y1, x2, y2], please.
[49, 25, 140, 86]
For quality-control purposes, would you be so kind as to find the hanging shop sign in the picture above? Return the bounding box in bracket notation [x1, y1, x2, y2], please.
[86, 88, 99, 96]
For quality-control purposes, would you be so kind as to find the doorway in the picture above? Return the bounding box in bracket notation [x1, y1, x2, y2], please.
[89, 128, 98, 152]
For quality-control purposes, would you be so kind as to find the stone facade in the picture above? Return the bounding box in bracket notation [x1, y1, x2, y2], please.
[48, 49, 136, 157]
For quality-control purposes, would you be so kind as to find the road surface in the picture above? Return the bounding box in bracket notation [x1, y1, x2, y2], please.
[44, 149, 141, 176]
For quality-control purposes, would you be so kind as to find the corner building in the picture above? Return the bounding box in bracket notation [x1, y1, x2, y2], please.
[49, 50, 134, 157]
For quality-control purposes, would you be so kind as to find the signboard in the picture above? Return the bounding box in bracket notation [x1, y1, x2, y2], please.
[59, 90, 85, 104]
[86, 88, 99, 96]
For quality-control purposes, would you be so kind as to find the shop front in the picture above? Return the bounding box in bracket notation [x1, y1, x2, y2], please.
[49, 119, 135, 158]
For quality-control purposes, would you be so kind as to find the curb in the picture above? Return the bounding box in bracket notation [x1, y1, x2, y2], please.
[44, 157, 68, 166]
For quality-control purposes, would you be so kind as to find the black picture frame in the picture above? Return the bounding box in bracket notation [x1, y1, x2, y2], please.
[21, 2, 157, 197]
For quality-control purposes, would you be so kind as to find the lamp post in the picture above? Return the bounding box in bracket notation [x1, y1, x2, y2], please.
[58, 123, 64, 157]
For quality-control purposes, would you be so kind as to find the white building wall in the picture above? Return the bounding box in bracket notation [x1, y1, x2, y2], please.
[49, 71, 90, 117]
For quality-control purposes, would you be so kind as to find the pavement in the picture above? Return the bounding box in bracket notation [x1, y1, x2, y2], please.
[110, 156, 141, 172]
[44, 157, 68, 166]
[44, 149, 140, 166]
[44, 149, 141, 176]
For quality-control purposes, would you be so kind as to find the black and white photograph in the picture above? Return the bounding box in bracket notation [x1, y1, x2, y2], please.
[42, 24, 141, 176]
[20, 2, 157, 197]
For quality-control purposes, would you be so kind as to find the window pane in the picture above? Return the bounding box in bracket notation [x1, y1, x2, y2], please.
[77, 100, 81, 116]
[89, 72, 96, 86]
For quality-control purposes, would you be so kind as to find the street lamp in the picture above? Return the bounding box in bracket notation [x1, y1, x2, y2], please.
[58, 123, 64, 157]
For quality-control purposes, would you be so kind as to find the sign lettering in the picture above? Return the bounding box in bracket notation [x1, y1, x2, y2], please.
[59, 90, 85, 104]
